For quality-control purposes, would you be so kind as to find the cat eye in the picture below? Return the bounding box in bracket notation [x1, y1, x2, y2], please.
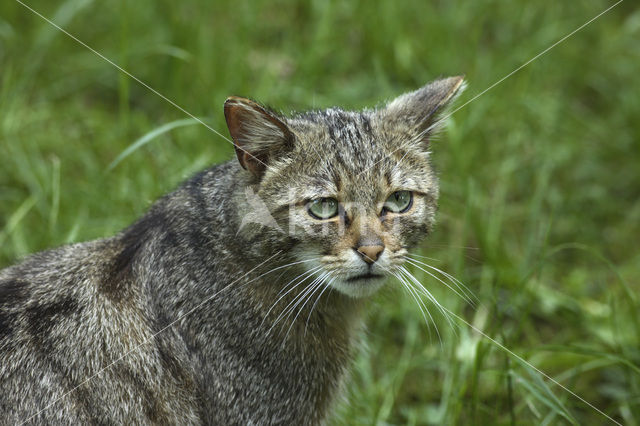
[307, 197, 339, 220]
[383, 191, 413, 213]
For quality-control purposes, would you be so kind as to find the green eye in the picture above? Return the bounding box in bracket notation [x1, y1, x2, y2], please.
[383, 191, 413, 213]
[307, 197, 339, 219]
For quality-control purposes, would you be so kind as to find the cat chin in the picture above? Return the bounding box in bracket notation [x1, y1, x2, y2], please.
[330, 275, 387, 298]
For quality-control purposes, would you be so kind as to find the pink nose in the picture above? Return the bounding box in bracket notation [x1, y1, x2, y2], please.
[356, 245, 384, 264]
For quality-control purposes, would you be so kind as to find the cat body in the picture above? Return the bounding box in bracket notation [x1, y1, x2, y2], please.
[0, 77, 464, 424]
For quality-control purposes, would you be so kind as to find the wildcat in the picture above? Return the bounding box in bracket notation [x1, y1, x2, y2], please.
[0, 76, 464, 424]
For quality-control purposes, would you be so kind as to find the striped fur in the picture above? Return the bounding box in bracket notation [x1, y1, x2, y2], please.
[0, 77, 464, 424]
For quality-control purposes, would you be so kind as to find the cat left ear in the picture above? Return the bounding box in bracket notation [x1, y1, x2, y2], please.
[380, 76, 466, 144]
[224, 97, 294, 177]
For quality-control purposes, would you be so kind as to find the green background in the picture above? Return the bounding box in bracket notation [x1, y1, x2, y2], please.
[1, 0, 639, 424]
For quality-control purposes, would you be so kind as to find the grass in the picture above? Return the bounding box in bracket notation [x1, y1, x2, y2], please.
[1, 0, 639, 424]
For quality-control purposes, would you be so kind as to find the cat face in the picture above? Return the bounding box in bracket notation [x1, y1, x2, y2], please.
[225, 77, 465, 298]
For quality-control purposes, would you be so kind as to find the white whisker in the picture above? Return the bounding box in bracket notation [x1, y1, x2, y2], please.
[252, 257, 321, 287]
[400, 267, 458, 335]
[274, 265, 321, 298]
[406, 253, 477, 302]
[269, 257, 320, 285]
[420, 245, 480, 251]
[404, 257, 477, 305]
[393, 271, 438, 343]
[268, 270, 325, 337]
[404, 258, 473, 305]
[415, 246, 482, 263]
[399, 258, 621, 426]
[260, 266, 322, 328]
[304, 273, 335, 336]
[284, 273, 331, 340]
[441, 304, 622, 426]
[405, 252, 442, 262]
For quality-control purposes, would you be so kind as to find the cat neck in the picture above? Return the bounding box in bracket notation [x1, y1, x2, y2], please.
[247, 265, 368, 345]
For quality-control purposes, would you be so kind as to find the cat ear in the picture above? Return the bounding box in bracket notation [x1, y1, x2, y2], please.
[224, 97, 294, 177]
[380, 76, 466, 144]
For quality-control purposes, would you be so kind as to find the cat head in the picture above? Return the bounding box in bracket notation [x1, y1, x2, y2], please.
[225, 77, 465, 298]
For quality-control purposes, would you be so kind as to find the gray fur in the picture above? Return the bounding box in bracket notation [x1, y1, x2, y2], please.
[0, 77, 464, 424]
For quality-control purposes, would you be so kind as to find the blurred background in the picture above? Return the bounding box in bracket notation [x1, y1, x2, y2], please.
[1, 0, 639, 423]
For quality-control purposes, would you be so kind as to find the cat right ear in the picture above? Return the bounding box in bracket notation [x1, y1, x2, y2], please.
[224, 97, 294, 177]
[380, 76, 466, 145]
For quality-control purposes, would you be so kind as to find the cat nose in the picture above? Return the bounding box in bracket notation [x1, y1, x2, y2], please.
[356, 245, 385, 264]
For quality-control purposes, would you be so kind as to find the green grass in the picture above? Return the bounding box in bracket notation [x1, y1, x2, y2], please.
[1, 0, 639, 424]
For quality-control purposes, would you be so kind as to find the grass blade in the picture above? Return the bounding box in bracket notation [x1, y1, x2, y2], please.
[107, 118, 202, 171]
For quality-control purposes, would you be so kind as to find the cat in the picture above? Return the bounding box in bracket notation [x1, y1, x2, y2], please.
[0, 76, 464, 424]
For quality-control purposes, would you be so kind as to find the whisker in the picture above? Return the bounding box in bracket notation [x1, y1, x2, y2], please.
[440, 304, 622, 426]
[389, 149, 412, 177]
[414, 247, 482, 264]
[226, 255, 318, 301]
[260, 266, 322, 328]
[274, 265, 321, 298]
[420, 262, 478, 304]
[405, 253, 442, 262]
[400, 267, 459, 335]
[393, 271, 438, 343]
[270, 258, 318, 285]
[421, 245, 480, 250]
[284, 273, 330, 340]
[403, 251, 621, 425]
[405, 254, 477, 302]
[404, 257, 477, 305]
[267, 270, 325, 337]
[404, 259, 473, 305]
[253, 257, 321, 286]
[304, 273, 335, 336]
[281, 273, 325, 324]
[410, 257, 478, 305]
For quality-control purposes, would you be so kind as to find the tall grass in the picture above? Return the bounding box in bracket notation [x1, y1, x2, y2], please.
[1, 0, 639, 423]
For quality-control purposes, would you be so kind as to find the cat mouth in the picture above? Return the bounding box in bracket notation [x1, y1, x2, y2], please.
[346, 273, 385, 282]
